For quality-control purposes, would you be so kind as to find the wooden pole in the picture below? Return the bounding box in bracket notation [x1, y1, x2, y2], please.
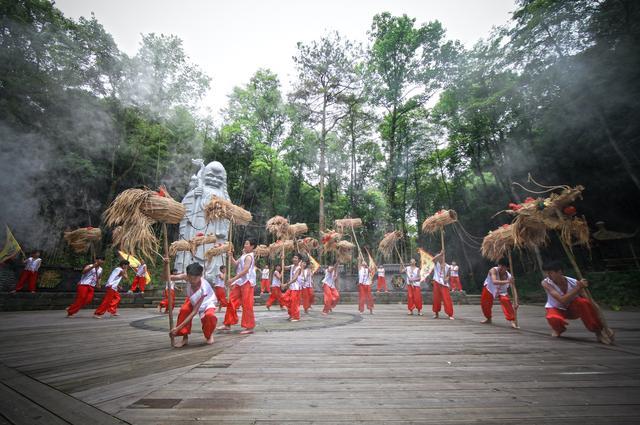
[351, 225, 363, 262]
[556, 230, 614, 342]
[226, 220, 233, 299]
[394, 245, 404, 268]
[440, 228, 446, 262]
[507, 250, 519, 328]
[162, 223, 174, 347]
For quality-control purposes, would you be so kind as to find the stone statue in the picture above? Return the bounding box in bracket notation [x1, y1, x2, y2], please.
[175, 160, 230, 282]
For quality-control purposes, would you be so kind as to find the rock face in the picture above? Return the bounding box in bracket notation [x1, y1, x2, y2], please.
[175, 160, 230, 282]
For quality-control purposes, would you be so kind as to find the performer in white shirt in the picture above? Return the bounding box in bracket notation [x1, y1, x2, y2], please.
[94, 260, 130, 318]
[357, 260, 375, 314]
[281, 254, 303, 321]
[449, 261, 463, 292]
[401, 259, 423, 315]
[169, 262, 218, 347]
[266, 264, 286, 310]
[481, 259, 517, 328]
[376, 265, 388, 293]
[541, 260, 608, 343]
[213, 264, 228, 310]
[260, 265, 271, 295]
[13, 250, 42, 293]
[321, 264, 340, 315]
[431, 251, 454, 320]
[130, 260, 147, 294]
[220, 239, 257, 334]
[66, 257, 105, 317]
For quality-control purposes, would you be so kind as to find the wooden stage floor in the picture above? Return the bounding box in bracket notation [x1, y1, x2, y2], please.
[0, 303, 639, 424]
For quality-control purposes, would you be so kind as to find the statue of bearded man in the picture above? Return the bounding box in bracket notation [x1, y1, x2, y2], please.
[175, 160, 230, 282]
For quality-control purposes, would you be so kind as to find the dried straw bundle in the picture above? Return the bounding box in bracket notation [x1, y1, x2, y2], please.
[266, 216, 290, 238]
[559, 217, 590, 248]
[378, 231, 402, 260]
[63, 227, 102, 253]
[169, 240, 191, 257]
[205, 242, 234, 261]
[548, 185, 584, 210]
[335, 218, 362, 232]
[320, 230, 343, 252]
[421, 209, 458, 234]
[297, 237, 319, 253]
[140, 193, 185, 224]
[287, 223, 308, 238]
[255, 244, 270, 258]
[512, 215, 548, 249]
[336, 241, 355, 263]
[268, 240, 294, 259]
[481, 225, 515, 262]
[190, 234, 217, 254]
[204, 196, 252, 225]
[103, 189, 161, 260]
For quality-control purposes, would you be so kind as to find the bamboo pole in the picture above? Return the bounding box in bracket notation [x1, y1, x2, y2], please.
[351, 225, 363, 262]
[507, 250, 519, 328]
[394, 245, 404, 268]
[556, 231, 614, 342]
[162, 223, 174, 347]
[226, 220, 233, 299]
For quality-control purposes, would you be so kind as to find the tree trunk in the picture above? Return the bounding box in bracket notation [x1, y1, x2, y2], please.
[318, 96, 328, 231]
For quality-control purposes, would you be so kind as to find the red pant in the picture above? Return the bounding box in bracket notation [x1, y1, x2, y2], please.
[94, 287, 121, 315]
[546, 297, 603, 335]
[131, 276, 146, 292]
[176, 298, 217, 339]
[432, 281, 454, 317]
[377, 276, 387, 292]
[67, 285, 95, 316]
[331, 288, 340, 309]
[480, 287, 514, 321]
[283, 289, 301, 320]
[260, 279, 270, 293]
[450, 276, 462, 291]
[16, 270, 38, 292]
[223, 283, 255, 329]
[159, 288, 176, 309]
[407, 285, 423, 312]
[358, 284, 374, 312]
[322, 284, 335, 313]
[266, 286, 284, 308]
[214, 286, 228, 307]
[302, 287, 314, 312]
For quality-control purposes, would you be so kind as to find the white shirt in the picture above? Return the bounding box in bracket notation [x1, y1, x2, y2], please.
[289, 266, 303, 290]
[235, 253, 256, 286]
[406, 266, 421, 287]
[24, 257, 41, 272]
[186, 278, 217, 317]
[377, 267, 385, 277]
[450, 265, 459, 277]
[483, 267, 511, 297]
[136, 264, 146, 277]
[79, 266, 102, 287]
[358, 267, 371, 285]
[544, 276, 579, 310]
[214, 273, 225, 288]
[272, 271, 282, 287]
[432, 262, 450, 287]
[261, 268, 269, 280]
[322, 268, 336, 288]
[302, 269, 313, 288]
[105, 267, 124, 290]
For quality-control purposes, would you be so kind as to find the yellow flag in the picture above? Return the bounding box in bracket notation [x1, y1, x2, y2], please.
[0, 226, 23, 263]
[418, 248, 435, 281]
[118, 251, 152, 284]
[308, 253, 321, 274]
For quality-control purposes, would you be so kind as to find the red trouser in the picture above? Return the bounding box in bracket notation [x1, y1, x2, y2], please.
[159, 289, 176, 309]
[284, 289, 301, 320]
[407, 285, 423, 312]
[131, 276, 146, 292]
[67, 285, 95, 316]
[266, 286, 284, 308]
[331, 288, 340, 309]
[377, 276, 387, 292]
[358, 284, 374, 312]
[260, 279, 270, 293]
[450, 276, 462, 291]
[302, 287, 314, 312]
[176, 298, 217, 339]
[16, 270, 38, 292]
[432, 281, 454, 316]
[94, 287, 121, 315]
[322, 284, 334, 313]
[480, 286, 514, 321]
[214, 286, 228, 307]
[223, 282, 255, 329]
[545, 297, 603, 335]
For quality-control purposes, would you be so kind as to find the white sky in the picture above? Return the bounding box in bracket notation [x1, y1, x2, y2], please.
[55, 0, 516, 119]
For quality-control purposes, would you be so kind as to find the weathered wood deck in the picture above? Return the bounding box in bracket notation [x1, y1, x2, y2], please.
[0, 302, 639, 424]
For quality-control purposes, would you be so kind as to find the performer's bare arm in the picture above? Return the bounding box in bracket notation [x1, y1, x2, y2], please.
[229, 256, 252, 284]
[490, 268, 513, 286]
[542, 279, 587, 305]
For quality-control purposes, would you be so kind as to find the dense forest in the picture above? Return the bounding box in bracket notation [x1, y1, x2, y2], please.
[1, 0, 639, 293]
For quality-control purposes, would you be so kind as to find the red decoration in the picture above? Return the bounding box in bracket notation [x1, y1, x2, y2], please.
[196, 232, 204, 237]
[508, 203, 522, 211]
[85, 226, 94, 230]
[563, 206, 577, 216]
[524, 197, 536, 204]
